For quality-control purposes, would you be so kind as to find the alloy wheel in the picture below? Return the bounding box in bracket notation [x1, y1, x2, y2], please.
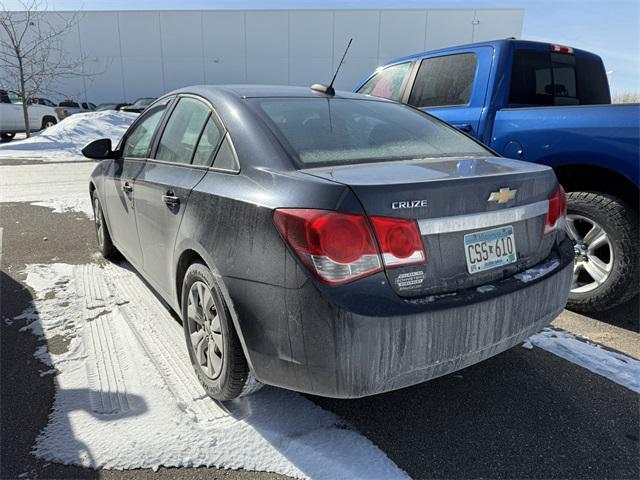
[187, 281, 224, 379]
[565, 214, 613, 293]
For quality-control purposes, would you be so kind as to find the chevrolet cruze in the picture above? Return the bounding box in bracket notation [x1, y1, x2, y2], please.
[83, 85, 573, 400]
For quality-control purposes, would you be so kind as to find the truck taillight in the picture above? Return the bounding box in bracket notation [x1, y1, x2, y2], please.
[549, 44, 574, 54]
[273, 209, 382, 284]
[369, 216, 426, 267]
[544, 185, 567, 235]
[273, 209, 427, 284]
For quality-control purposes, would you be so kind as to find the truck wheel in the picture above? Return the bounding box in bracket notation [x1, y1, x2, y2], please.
[181, 262, 260, 401]
[1, 132, 15, 142]
[565, 191, 638, 312]
[41, 116, 57, 129]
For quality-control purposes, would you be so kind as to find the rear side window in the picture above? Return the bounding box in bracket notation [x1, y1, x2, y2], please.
[408, 53, 477, 108]
[357, 62, 412, 101]
[509, 50, 610, 106]
[192, 116, 223, 166]
[156, 97, 210, 165]
[251, 98, 490, 167]
[122, 103, 168, 158]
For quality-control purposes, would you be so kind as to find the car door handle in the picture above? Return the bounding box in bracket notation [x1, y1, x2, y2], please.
[121, 182, 133, 193]
[162, 192, 180, 206]
[453, 123, 473, 133]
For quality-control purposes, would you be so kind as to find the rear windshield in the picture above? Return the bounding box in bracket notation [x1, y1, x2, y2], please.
[509, 50, 610, 106]
[250, 98, 490, 167]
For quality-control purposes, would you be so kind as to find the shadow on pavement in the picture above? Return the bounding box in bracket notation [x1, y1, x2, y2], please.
[1, 271, 146, 479]
[582, 296, 639, 333]
[309, 345, 640, 479]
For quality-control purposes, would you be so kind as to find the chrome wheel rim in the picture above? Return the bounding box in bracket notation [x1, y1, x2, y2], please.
[565, 214, 613, 293]
[187, 281, 223, 379]
[93, 197, 104, 248]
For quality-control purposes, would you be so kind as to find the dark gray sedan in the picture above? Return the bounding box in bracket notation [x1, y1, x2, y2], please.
[83, 85, 574, 401]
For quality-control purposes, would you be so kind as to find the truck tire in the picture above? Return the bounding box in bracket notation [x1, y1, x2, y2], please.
[41, 116, 57, 129]
[565, 191, 639, 312]
[181, 262, 260, 401]
[1, 132, 15, 142]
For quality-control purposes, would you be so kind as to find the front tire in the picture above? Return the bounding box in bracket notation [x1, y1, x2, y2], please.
[181, 262, 254, 401]
[565, 191, 639, 312]
[92, 192, 117, 259]
[1, 132, 15, 143]
[41, 116, 57, 129]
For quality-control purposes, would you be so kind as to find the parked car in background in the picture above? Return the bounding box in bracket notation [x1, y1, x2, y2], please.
[0, 89, 59, 141]
[58, 99, 96, 118]
[120, 97, 156, 113]
[356, 39, 639, 313]
[96, 102, 130, 111]
[83, 86, 573, 400]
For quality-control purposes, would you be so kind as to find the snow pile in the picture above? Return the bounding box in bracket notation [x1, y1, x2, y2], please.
[0, 110, 137, 161]
[515, 258, 560, 283]
[526, 328, 640, 393]
[15, 262, 408, 479]
[0, 162, 95, 218]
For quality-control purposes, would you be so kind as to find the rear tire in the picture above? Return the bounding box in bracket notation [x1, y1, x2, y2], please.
[0, 132, 15, 143]
[565, 191, 638, 312]
[92, 192, 117, 259]
[181, 262, 257, 401]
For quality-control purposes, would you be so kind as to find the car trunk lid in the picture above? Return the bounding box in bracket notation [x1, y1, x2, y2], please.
[302, 156, 559, 297]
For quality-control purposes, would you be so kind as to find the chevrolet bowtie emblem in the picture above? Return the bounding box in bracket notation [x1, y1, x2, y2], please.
[488, 187, 517, 204]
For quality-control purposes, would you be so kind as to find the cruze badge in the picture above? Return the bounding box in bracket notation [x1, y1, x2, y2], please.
[488, 187, 517, 204]
[391, 199, 428, 210]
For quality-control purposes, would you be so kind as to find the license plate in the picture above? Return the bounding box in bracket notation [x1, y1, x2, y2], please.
[464, 225, 517, 274]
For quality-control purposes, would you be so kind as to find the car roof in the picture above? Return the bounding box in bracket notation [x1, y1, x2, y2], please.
[169, 84, 387, 101]
[385, 38, 601, 66]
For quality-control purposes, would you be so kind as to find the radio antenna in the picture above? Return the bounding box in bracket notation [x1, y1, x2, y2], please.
[310, 38, 353, 96]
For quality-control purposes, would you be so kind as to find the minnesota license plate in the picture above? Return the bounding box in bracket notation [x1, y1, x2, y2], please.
[464, 225, 517, 274]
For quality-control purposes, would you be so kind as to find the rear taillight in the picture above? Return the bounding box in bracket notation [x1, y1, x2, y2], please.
[369, 216, 426, 267]
[544, 185, 567, 235]
[273, 209, 382, 284]
[273, 209, 427, 284]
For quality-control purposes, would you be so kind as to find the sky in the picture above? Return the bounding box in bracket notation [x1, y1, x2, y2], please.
[2, 0, 638, 93]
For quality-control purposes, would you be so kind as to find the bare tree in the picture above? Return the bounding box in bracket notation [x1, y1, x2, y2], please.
[0, 0, 89, 136]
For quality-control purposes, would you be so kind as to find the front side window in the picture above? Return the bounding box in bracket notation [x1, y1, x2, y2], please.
[251, 98, 490, 167]
[408, 53, 477, 108]
[155, 97, 211, 164]
[122, 101, 169, 158]
[357, 62, 412, 101]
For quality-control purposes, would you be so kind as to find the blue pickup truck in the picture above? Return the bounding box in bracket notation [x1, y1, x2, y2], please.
[355, 39, 639, 312]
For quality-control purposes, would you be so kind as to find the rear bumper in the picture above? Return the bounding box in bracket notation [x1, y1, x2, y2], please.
[227, 238, 574, 398]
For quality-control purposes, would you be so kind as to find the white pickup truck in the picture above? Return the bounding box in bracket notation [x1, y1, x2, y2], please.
[0, 89, 60, 142]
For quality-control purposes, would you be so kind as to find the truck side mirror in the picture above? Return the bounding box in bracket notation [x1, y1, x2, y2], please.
[82, 138, 115, 160]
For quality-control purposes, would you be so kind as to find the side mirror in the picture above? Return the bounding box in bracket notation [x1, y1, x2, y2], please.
[82, 138, 115, 160]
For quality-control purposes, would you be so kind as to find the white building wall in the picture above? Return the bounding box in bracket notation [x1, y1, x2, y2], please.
[33, 8, 524, 103]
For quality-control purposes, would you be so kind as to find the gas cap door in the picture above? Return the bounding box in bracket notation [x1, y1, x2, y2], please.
[503, 140, 524, 159]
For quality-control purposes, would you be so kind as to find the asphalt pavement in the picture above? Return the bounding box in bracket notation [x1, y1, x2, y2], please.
[1, 164, 638, 479]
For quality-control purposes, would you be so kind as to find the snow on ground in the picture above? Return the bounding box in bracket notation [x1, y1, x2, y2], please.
[525, 328, 640, 393]
[15, 261, 409, 479]
[0, 162, 95, 218]
[0, 111, 137, 162]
